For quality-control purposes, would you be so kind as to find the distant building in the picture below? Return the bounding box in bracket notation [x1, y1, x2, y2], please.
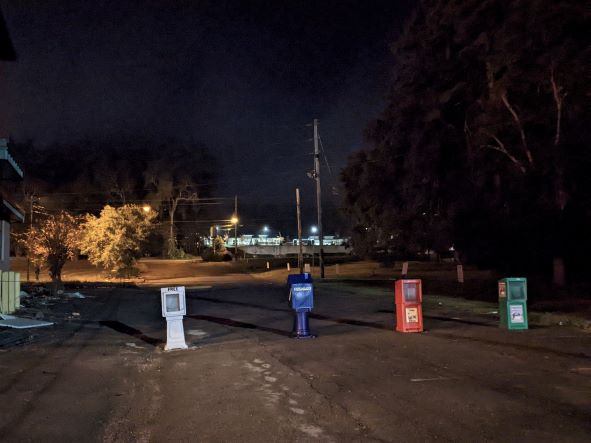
[0, 143, 24, 271]
[0, 10, 24, 271]
[216, 233, 350, 257]
[217, 234, 348, 248]
[217, 234, 285, 247]
[291, 236, 347, 246]
[228, 234, 282, 247]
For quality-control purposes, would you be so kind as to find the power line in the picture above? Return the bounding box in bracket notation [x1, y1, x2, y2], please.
[318, 135, 334, 177]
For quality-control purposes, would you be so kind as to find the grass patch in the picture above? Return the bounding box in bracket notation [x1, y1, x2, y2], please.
[315, 279, 590, 332]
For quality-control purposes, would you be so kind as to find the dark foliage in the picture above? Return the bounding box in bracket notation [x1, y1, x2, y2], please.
[10, 137, 217, 255]
[342, 0, 591, 280]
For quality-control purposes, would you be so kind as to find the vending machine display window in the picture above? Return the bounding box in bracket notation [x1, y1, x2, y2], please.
[404, 284, 417, 302]
[509, 285, 526, 300]
[166, 292, 180, 313]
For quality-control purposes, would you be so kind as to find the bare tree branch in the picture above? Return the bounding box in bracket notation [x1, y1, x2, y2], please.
[501, 92, 534, 166]
[550, 67, 567, 146]
[480, 131, 527, 174]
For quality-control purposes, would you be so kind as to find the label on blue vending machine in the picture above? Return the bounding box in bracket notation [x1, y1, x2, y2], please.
[291, 283, 314, 311]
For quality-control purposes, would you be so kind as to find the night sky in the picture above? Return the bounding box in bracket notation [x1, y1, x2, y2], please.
[0, 1, 413, 217]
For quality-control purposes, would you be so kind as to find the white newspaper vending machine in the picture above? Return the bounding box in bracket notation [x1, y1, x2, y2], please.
[161, 286, 188, 350]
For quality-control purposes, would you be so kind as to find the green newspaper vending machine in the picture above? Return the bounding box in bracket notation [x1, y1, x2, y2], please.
[498, 277, 528, 330]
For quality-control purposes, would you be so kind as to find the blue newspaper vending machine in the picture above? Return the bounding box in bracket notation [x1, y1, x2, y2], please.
[287, 273, 315, 338]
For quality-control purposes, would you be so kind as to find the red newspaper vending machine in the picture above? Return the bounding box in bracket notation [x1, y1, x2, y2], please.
[395, 279, 423, 333]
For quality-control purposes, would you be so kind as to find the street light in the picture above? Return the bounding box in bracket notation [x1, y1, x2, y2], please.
[142, 205, 151, 213]
[263, 225, 269, 233]
[310, 226, 318, 234]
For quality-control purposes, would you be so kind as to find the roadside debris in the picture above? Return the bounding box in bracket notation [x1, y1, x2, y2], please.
[3, 285, 89, 330]
[65, 292, 86, 299]
[0, 314, 53, 329]
[0, 285, 90, 347]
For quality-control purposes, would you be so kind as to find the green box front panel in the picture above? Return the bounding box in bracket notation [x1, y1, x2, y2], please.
[507, 301, 528, 330]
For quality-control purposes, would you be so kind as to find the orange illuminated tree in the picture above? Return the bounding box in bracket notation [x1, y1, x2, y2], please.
[18, 211, 81, 292]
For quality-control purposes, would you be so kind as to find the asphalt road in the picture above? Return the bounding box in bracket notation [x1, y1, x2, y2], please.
[1, 275, 590, 442]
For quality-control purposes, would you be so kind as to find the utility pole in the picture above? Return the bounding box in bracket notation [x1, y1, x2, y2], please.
[313, 119, 325, 278]
[296, 188, 303, 273]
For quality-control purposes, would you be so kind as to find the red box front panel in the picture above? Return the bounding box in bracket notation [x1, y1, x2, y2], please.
[395, 303, 423, 332]
[394, 279, 423, 332]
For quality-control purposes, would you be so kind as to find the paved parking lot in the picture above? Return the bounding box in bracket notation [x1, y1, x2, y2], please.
[1, 278, 590, 442]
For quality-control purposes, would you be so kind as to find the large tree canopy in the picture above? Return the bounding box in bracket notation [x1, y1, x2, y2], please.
[79, 205, 156, 277]
[342, 0, 590, 278]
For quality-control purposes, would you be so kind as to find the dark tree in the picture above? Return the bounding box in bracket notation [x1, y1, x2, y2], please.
[343, 0, 591, 281]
